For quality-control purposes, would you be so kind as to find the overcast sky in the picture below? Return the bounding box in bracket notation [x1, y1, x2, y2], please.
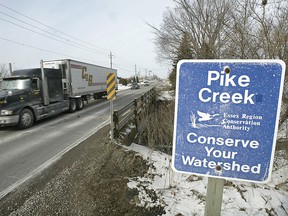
[0, 0, 174, 78]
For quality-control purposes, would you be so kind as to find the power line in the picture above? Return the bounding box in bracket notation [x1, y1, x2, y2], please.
[0, 36, 104, 64]
[0, 10, 108, 55]
[114, 54, 152, 74]
[113, 63, 135, 74]
[0, 3, 160, 76]
[0, 3, 110, 53]
[1, 35, 162, 76]
[0, 16, 109, 56]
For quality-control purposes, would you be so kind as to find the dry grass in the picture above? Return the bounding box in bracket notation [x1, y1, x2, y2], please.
[136, 94, 175, 155]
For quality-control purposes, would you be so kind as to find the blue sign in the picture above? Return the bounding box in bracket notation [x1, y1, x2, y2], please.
[172, 60, 286, 183]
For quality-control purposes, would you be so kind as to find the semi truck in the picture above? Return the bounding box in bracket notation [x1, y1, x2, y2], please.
[0, 59, 117, 129]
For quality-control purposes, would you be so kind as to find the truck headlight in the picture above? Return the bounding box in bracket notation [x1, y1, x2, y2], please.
[0, 110, 13, 115]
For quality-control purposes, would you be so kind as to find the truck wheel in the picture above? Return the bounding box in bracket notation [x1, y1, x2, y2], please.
[76, 98, 84, 110]
[18, 109, 34, 129]
[69, 99, 77, 112]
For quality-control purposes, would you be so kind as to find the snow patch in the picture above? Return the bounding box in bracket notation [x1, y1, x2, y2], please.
[157, 91, 174, 101]
[117, 84, 130, 91]
[127, 143, 288, 216]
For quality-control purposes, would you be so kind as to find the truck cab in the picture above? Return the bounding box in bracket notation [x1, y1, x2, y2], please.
[0, 77, 40, 126]
[0, 68, 68, 129]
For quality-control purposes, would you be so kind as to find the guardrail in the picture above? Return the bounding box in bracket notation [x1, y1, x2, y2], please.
[113, 87, 156, 138]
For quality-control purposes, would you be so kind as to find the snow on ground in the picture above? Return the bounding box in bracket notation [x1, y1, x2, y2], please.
[121, 87, 288, 215]
[126, 143, 288, 216]
[157, 91, 174, 101]
[117, 84, 130, 91]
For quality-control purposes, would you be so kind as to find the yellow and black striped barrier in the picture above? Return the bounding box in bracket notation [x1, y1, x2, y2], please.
[106, 73, 116, 100]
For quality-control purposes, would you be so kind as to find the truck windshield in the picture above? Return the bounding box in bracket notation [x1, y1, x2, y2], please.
[1, 79, 32, 90]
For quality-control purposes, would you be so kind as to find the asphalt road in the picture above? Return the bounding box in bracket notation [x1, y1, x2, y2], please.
[0, 85, 153, 199]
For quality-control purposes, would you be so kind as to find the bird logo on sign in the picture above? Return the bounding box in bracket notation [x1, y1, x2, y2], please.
[197, 111, 220, 122]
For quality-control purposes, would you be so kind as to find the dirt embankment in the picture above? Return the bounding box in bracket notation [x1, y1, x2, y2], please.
[0, 125, 164, 215]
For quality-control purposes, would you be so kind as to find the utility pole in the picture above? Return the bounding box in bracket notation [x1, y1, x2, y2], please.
[109, 51, 113, 68]
[134, 64, 137, 82]
[134, 64, 137, 77]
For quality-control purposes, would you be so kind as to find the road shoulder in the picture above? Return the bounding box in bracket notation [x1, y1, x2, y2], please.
[0, 125, 161, 215]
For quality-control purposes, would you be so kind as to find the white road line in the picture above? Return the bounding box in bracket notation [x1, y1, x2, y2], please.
[0, 119, 110, 200]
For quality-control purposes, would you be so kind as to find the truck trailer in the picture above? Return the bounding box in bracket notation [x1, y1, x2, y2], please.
[0, 59, 117, 129]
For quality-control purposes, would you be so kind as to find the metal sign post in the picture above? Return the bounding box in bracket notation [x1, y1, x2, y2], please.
[172, 60, 286, 214]
[106, 73, 116, 143]
[204, 177, 225, 216]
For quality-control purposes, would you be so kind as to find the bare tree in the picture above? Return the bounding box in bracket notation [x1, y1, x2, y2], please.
[0, 64, 9, 89]
[150, 0, 232, 62]
[222, 0, 260, 59]
[151, 0, 288, 126]
[227, 0, 288, 125]
[0, 64, 8, 79]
